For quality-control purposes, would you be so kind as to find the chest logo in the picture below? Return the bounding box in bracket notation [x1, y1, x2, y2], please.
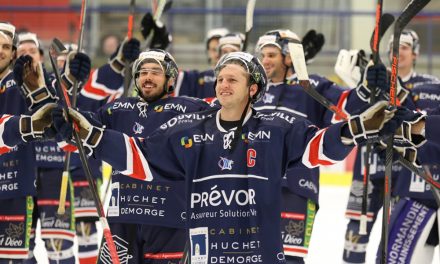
[218, 157, 234, 171]
[133, 122, 144, 135]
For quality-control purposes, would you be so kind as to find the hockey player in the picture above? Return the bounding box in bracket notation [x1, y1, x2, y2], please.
[253, 29, 381, 263]
[58, 39, 140, 264]
[0, 22, 44, 263]
[37, 51, 408, 263]
[14, 32, 79, 264]
[174, 28, 230, 100]
[92, 49, 212, 263]
[206, 28, 230, 67]
[341, 29, 440, 264]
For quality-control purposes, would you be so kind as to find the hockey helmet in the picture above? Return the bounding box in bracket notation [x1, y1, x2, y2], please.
[214, 51, 267, 103]
[0, 22, 18, 50]
[387, 29, 420, 55]
[132, 49, 179, 93]
[218, 32, 245, 53]
[255, 29, 300, 55]
[206, 27, 230, 50]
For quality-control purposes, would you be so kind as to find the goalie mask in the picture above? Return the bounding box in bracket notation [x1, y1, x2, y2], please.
[214, 51, 267, 103]
[132, 49, 178, 99]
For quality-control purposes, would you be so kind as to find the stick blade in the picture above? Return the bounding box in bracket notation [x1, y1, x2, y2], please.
[245, 0, 256, 32]
[52, 38, 67, 54]
[395, 0, 430, 30]
[369, 13, 395, 53]
[288, 41, 309, 81]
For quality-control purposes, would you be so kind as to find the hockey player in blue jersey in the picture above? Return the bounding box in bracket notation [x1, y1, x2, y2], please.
[341, 29, 440, 264]
[27, 51, 412, 263]
[91, 49, 212, 264]
[253, 29, 381, 263]
[0, 22, 51, 263]
[174, 30, 245, 102]
[55, 39, 140, 264]
[13, 32, 78, 264]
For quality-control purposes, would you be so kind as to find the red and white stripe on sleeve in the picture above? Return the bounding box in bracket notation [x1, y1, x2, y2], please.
[0, 115, 14, 154]
[331, 90, 350, 123]
[57, 141, 78, 153]
[80, 69, 123, 101]
[121, 134, 153, 181]
[302, 128, 339, 168]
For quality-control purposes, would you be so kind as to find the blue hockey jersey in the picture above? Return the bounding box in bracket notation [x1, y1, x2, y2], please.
[32, 64, 123, 179]
[94, 96, 212, 227]
[93, 108, 352, 263]
[175, 69, 216, 100]
[392, 81, 440, 206]
[0, 71, 37, 199]
[253, 74, 363, 203]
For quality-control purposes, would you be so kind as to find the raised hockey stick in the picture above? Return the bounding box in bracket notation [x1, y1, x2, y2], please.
[242, 0, 256, 51]
[288, 40, 348, 121]
[57, 0, 87, 215]
[122, 0, 136, 98]
[359, 6, 392, 236]
[381, 0, 431, 262]
[49, 38, 121, 264]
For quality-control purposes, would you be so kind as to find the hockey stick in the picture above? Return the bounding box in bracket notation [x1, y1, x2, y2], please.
[122, 0, 136, 98]
[49, 38, 121, 264]
[288, 40, 348, 121]
[359, 5, 391, 236]
[57, 0, 87, 215]
[381, 0, 430, 262]
[242, 0, 256, 51]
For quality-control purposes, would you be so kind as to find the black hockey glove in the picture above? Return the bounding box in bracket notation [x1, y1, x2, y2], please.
[393, 108, 427, 148]
[109, 37, 140, 75]
[302, 30, 325, 64]
[61, 51, 91, 95]
[140, 12, 155, 39]
[150, 22, 172, 50]
[14, 55, 58, 110]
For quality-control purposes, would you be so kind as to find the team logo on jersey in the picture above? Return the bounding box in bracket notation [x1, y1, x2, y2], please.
[223, 131, 234, 149]
[218, 156, 234, 170]
[154, 105, 164, 112]
[262, 93, 275, 103]
[181, 137, 193, 148]
[133, 122, 144, 135]
[190, 227, 209, 264]
[5, 222, 24, 239]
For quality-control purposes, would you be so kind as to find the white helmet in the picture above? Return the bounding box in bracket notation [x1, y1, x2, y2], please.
[387, 29, 420, 55]
[255, 29, 300, 55]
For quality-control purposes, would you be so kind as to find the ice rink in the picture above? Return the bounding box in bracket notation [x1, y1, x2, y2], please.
[34, 185, 440, 263]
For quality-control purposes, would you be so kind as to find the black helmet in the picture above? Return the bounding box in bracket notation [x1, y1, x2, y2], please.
[215, 51, 267, 103]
